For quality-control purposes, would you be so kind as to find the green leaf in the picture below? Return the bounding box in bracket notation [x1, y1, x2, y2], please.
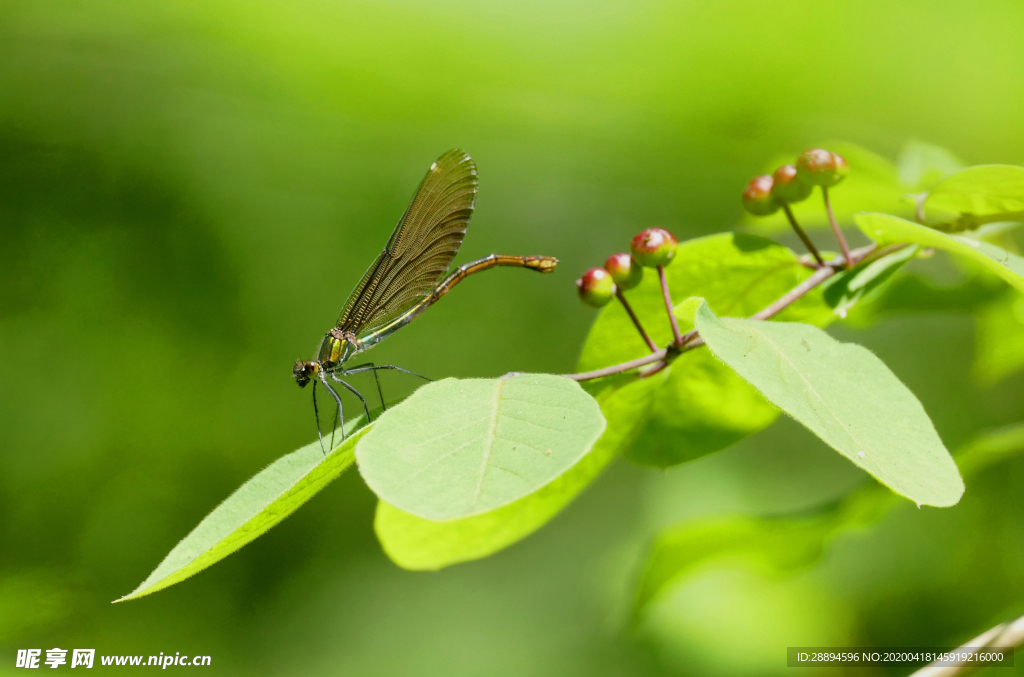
[116, 423, 369, 603]
[625, 298, 779, 467]
[374, 377, 654, 570]
[356, 374, 606, 521]
[821, 245, 918, 320]
[693, 301, 964, 507]
[577, 233, 830, 468]
[741, 141, 908, 233]
[923, 165, 1024, 230]
[856, 212, 1024, 293]
[897, 139, 965, 191]
[973, 292, 1024, 387]
[634, 423, 1024, 615]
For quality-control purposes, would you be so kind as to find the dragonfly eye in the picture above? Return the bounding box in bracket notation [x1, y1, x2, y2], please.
[293, 360, 319, 388]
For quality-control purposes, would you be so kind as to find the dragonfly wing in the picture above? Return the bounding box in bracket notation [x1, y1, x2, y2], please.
[336, 149, 478, 336]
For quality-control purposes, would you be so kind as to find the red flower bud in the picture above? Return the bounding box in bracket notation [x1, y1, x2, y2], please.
[742, 175, 780, 215]
[630, 228, 678, 268]
[576, 267, 616, 308]
[771, 164, 813, 204]
[603, 252, 643, 291]
[795, 149, 849, 187]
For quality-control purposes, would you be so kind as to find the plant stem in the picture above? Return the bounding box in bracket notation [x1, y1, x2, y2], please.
[658, 265, 684, 347]
[616, 289, 658, 352]
[564, 243, 877, 382]
[821, 186, 853, 267]
[782, 203, 825, 266]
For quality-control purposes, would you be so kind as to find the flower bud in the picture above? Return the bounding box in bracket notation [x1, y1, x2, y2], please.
[603, 252, 643, 290]
[576, 267, 616, 308]
[742, 175, 780, 215]
[630, 228, 678, 268]
[770, 164, 813, 204]
[795, 149, 849, 187]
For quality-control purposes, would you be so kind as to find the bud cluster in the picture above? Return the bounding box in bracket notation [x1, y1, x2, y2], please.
[742, 148, 848, 217]
[575, 228, 678, 308]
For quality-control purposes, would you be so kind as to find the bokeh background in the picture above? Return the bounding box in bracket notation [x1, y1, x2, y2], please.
[1, 0, 1022, 674]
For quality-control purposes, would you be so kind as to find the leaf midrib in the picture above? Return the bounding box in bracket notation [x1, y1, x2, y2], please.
[742, 323, 867, 457]
[472, 377, 507, 508]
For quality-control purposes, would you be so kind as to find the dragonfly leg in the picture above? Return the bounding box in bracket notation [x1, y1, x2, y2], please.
[312, 379, 326, 455]
[330, 373, 372, 423]
[338, 362, 387, 411]
[319, 372, 346, 444]
[342, 364, 432, 382]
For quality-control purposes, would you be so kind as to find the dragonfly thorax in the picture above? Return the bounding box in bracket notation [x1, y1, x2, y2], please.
[319, 328, 359, 367]
[293, 330, 360, 388]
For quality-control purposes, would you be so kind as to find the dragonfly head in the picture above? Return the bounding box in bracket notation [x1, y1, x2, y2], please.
[293, 360, 320, 388]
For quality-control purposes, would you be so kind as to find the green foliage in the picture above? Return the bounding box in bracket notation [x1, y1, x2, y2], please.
[973, 292, 1024, 386]
[117, 144, 1022, 608]
[857, 212, 1024, 293]
[374, 378, 653, 570]
[897, 139, 965, 192]
[633, 423, 1024, 615]
[821, 245, 918, 319]
[356, 375, 606, 521]
[924, 165, 1024, 230]
[579, 233, 830, 467]
[693, 301, 964, 507]
[117, 422, 370, 602]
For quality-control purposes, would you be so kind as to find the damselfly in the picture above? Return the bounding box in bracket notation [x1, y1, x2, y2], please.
[293, 149, 558, 450]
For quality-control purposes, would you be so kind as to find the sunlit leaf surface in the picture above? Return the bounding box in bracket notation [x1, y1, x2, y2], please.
[356, 375, 605, 521]
[694, 301, 964, 507]
[857, 213, 1024, 293]
[924, 165, 1024, 229]
[374, 378, 654, 569]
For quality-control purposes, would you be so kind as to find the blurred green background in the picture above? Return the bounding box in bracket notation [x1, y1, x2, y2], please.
[1, 0, 1022, 674]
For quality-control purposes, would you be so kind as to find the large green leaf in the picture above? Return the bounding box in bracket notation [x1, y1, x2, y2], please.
[923, 165, 1024, 230]
[374, 377, 655, 570]
[741, 141, 908, 233]
[856, 212, 1024, 293]
[116, 422, 370, 602]
[356, 375, 606, 521]
[633, 424, 1024, 614]
[577, 233, 829, 468]
[694, 301, 964, 507]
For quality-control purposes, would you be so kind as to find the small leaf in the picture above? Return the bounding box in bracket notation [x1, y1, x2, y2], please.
[694, 301, 964, 507]
[821, 245, 918, 319]
[356, 375, 606, 521]
[856, 212, 1024, 293]
[117, 424, 369, 603]
[633, 423, 1024, 615]
[897, 139, 965, 191]
[742, 141, 908, 233]
[374, 378, 653, 570]
[924, 165, 1024, 229]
